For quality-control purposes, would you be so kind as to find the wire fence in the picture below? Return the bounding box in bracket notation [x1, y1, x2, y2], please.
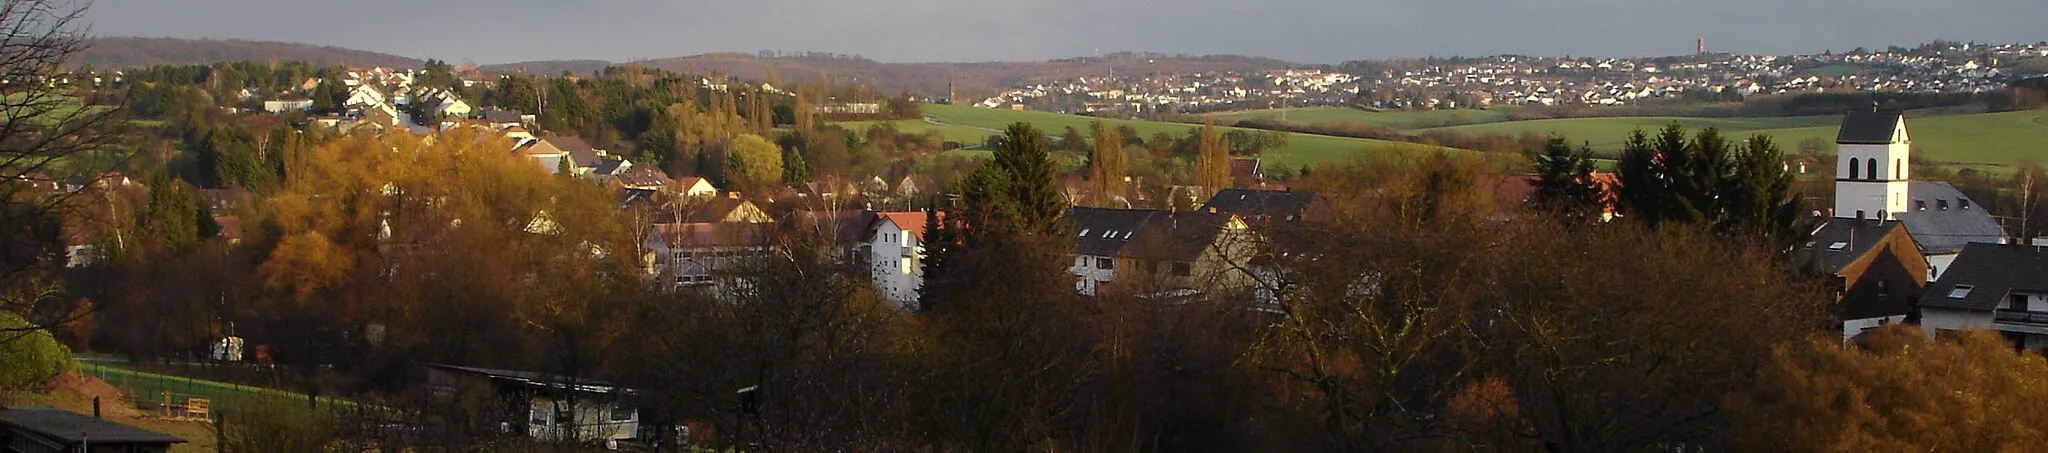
[78, 360, 357, 420]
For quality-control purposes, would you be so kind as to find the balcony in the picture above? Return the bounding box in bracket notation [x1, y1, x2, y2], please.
[1994, 310, 2048, 326]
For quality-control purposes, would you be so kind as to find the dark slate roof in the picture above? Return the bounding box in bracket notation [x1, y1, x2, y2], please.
[1796, 219, 1904, 275]
[594, 159, 628, 176]
[1201, 188, 1316, 220]
[1836, 110, 1904, 144]
[480, 109, 523, 123]
[615, 165, 670, 189]
[1069, 207, 1234, 261]
[1898, 181, 2005, 255]
[1922, 243, 2048, 311]
[0, 408, 186, 445]
[1071, 207, 1156, 257]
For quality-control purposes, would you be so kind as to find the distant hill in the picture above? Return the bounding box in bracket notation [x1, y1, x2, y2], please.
[486, 52, 1300, 98]
[74, 37, 424, 69]
[476, 60, 613, 76]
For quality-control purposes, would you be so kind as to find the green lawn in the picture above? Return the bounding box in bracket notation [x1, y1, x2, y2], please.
[1211, 106, 1517, 129]
[877, 103, 1437, 169]
[1414, 115, 1843, 152]
[1745, 110, 2048, 169]
[839, 118, 997, 145]
[79, 362, 355, 411]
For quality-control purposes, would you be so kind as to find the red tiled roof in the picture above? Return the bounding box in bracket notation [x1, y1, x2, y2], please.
[873, 211, 941, 241]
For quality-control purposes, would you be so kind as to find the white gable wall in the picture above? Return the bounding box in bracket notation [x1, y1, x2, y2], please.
[868, 219, 923, 308]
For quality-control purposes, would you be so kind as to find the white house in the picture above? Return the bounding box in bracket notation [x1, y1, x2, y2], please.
[1919, 243, 2048, 353]
[1068, 207, 1251, 297]
[868, 211, 935, 308]
[344, 84, 387, 108]
[262, 99, 314, 113]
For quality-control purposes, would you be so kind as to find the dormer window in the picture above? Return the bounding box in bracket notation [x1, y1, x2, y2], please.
[1938, 199, 1949, 210]
[1949, 284, 1974, 299]
[1915, 200, 1926, 211]
[1961, 199, 1971, 209]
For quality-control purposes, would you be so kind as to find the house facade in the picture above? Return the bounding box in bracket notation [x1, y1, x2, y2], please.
[867, 211, 934, 308]
[1919, 243, 2048, 353]
[424, 364, 639, 445]
[1068, 207, 1252, 297]
[1795, 220, 1930, 339]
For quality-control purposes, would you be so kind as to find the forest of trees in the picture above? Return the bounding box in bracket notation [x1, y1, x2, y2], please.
[12, 5, 2048, 449]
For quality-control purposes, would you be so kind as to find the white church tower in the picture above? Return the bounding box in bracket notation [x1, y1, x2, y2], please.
[1833, 108, 1910, 221]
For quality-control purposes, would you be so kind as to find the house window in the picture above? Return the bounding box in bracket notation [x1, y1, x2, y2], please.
[1877, 279, 1889, 297]
[1894, 159, 1902, 180]
[1866, 159, 1878, 181]
[1856, 210, 1866, 220]
[1077, 256, 1089, 268]
[1172, 262, 1192, 276]
[1915, 200, 1926, 211]
[1848, 158, 1860, 179]
[1938, 199, 1949, 210]
[611, 406, 634, 422]
[1961, 199, 1971, 209]
[2013, 294, 2030, 312]
[1098, 257, 1115, 269]
[1949, 284, 1974, 299]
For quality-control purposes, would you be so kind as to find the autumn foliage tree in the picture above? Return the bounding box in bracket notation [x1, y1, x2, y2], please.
[1086, 120, 1127, 207]
[1731, 325, 2048, 451]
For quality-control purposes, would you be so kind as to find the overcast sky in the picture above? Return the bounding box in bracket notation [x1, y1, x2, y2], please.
[83, 0, 2048, 65]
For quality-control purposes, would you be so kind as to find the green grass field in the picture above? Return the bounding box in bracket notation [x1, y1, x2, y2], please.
[1746, 110, 2048, 168]
[845, 104, 1437, 169]
[1407, 110, 2048, 170]
[1211, 106, 1517, 129]
[1414, 115, 1844, 150]
[79, 362, 355, 411]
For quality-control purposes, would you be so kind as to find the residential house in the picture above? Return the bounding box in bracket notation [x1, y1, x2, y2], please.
[262, 99, 314, 113]
[868, 211, 937, 307]
[0, 407, 186, 453]
[1200, 188, 1318, 223]
[1918, 243, 2048, 353]
[1067, 207, 1253, 297]
[1825, 110, 2006, 281]
[607, 164, 672, 192]
[343, 84, 387, 108]
[674, 177, 718, 198]
[656, 195, 771, 224]
[644, 222, 772, 291]
[516, 136, 605, 175]
[424, 364, 639, 445]
[479, 109, 534, 130]
[1794, 219, 1929, 339]
[1229, 158, 1263, 185]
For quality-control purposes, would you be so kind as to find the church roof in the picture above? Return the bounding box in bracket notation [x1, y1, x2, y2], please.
[1836, 110, 1904, 144]
[1896, 181, 2005, 255]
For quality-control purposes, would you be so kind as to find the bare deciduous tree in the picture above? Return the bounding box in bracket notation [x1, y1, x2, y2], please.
[1, 0, 129, 342]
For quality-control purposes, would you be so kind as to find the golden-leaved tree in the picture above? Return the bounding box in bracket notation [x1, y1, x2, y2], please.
[1729, 325, 2048, 451]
